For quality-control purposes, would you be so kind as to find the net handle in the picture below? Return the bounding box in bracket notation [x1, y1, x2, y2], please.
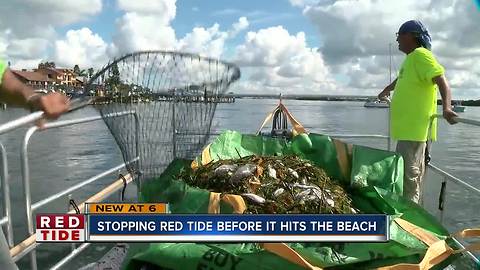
[0, 96, 95, 135]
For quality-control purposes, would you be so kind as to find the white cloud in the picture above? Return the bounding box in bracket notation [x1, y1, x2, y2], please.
[0, 30, 9, 58]
[230, 17, 249, 37]
[233, 26, 337, 94]
[117, 0, 176, 24]
[7, 38, 49, 60]
[0, 0, 102, 38]
[176, 17, 250, 58]
[0, 0, 103, 69]
[54, 28, 110, 68]
[113, 0, 249, 60]
[9, 59, 45, 70]
[177, 24, 227, 58]
[112, 13, 177, 54]
[293, 0, 480, 96]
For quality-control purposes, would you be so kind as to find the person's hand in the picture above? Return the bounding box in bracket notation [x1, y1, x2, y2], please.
[378, 89, 390, 100]
[29, 92, 70, 128]
[35, 92, 70, 119]
[443, 108, 458, 125]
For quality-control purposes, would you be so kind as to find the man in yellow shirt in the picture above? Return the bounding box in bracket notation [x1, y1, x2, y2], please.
[378, 20, 457, 203]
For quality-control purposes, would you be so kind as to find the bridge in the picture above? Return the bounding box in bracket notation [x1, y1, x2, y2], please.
[225, 93, 374, 101]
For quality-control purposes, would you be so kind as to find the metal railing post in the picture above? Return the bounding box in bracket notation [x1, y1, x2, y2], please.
[20, 127, 37, 270]
[67, 194, 76, 253]
[439, 177, 447, 224]
[0, 142, 13, 247]
[387, 108, 391, 151]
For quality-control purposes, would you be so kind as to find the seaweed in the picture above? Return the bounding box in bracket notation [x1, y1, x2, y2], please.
[177, 155, 359, 214]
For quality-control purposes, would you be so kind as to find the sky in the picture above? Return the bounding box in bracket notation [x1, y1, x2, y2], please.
[0, 0, 479, 98]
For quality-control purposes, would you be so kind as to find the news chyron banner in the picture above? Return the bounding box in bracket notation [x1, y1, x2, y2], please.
[36, 203, 389, 242]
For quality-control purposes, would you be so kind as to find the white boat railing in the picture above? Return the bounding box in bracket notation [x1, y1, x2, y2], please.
[0, 110, 140, 270]
[0, 109, 478, 269]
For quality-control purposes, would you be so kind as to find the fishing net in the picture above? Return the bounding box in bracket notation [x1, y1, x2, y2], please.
[85, 51, 240, 188]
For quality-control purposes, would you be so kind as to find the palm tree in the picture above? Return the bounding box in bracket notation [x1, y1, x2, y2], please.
[73, 65, 88, 76]
[88, 68, 94, 79]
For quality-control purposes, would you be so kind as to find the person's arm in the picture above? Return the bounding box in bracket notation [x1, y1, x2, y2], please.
[378, 78, 397, 99]
[0, 69, 70, 119]
[433, 75, 457, 125]
[0, 69, 38, 107]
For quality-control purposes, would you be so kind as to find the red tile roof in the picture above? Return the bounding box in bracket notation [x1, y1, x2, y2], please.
[12, 70, 54, 82]
[36, 67, 74, 74]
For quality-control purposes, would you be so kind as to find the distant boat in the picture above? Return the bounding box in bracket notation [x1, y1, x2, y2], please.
[364, 99, 390, 108]
[452, 103, 466, 113]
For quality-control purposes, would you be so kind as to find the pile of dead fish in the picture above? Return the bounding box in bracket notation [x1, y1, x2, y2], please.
[179, 155, 359, 214]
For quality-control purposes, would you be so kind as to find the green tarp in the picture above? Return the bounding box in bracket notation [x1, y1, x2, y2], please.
[121, 131, 463, 270]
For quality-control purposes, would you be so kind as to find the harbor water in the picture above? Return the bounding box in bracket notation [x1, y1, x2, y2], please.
[0, 99, 478, 268]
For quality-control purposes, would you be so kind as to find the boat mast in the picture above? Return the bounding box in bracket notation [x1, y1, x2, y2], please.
[389, 43, 392, 84]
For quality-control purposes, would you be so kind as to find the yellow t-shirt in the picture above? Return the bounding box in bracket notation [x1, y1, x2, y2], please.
[0, 59, 6, 85]
[390, 47, 444, 142]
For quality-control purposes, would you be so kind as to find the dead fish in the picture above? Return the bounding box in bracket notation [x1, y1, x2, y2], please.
[287, 168, 299, 178]
[350, 207, 357, 214]
[267, 165, 277, 179]
[294, 189, 311, 200]
[311, 189, 323, 200]
[241, 193, 266, 204]
[326, 198, 335, 207]
[231, 164, 257, 183]
[214, 164, 238, 178]
[292, 183, 319, 190]
[273, 188, 285, 197]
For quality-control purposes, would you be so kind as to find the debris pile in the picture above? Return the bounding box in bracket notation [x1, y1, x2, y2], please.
[179, 155, 358, 214]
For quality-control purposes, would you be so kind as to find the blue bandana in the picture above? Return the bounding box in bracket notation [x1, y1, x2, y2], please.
[398, 20, 432, 50]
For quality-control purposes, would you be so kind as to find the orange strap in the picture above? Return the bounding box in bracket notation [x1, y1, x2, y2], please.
[378, 219, 480, 270]
[221, 194, 247, 214]
[256, 109, 276, 135]
[201, 144, 213, 166]
[208, 192, 246, 214]
[261, 220, 480, 270]
[256, 103, 307, 136]
[454, 228, 480, 239]
[191, 143, 213, 169]
[260, 243, 323, 270]
[394, 218, 439, 246]
[208, 192, 221, 214]
[377, 240, 454, 270]
[332, 139, 352, 181]
[278, 103, 307, 135]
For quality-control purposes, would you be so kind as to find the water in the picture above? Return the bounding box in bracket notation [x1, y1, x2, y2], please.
[0, 99, 478, 269]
